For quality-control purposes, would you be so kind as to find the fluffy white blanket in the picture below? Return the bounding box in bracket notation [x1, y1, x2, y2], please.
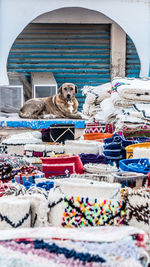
[112, 77, 150, 101]
[111, 92, 134, 108]
[101, 98, 117, 122]
[133, 103, 150, 119]
[82, 83, 111, 104]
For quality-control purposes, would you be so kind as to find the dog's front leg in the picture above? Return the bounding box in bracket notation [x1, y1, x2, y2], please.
[40, 114, 57, 119]
[66, 112, 83, 119]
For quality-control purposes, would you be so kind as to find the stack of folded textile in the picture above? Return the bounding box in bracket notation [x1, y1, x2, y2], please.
[14, 165, 45, 186]
[81, 83, 111, 121]
[111, 77, 150, 135]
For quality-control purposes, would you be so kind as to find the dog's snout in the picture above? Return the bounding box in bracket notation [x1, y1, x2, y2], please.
[67, 93, 71, 99]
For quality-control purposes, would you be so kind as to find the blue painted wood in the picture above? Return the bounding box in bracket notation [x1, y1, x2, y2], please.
[126, 35, 140, 78]
[7, 23, 110, 111]
[0, 119, 85, 129]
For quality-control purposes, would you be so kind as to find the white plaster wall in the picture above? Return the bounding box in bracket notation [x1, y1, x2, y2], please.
[0, 0, 150, 85]
[33, 7, 112, 24]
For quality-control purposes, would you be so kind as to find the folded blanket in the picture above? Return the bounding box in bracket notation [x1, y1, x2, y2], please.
[121, 107, 143, 119]
[116, 114, 146, 125]
[111, 92, 134, 108]
[82, 83, 111, 104]
[112, 77, 150, 101]
[133, 103, 150, 119]
[118, 126, 150, 138]
[101, 98, 117, 122]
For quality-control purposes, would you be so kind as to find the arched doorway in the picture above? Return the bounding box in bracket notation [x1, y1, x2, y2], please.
[7, 8, 141, 110]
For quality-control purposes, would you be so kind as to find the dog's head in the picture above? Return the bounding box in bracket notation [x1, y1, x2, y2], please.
[58, 83, 78, 101]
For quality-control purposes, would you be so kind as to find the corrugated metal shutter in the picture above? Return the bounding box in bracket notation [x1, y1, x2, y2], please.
[126, 35, 140, 78]
[7, 23, 110, 110]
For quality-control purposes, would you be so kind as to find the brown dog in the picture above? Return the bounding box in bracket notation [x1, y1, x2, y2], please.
[19, 83, 82, 119]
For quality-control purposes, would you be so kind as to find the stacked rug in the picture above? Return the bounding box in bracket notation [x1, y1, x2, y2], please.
[81, 83, 111, 121]
[81, 78, 150, 139]
[111, 77, 150, 136]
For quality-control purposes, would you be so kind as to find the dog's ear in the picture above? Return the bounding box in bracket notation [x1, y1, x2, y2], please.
[58, 86, 63, 95]
[75, 85, 78, 94]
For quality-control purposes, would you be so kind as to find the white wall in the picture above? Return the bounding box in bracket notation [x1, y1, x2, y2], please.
[0, 0, 150, 85]
[33, 7, 112, 24]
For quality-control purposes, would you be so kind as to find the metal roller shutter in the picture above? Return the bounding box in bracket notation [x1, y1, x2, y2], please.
[7, 23, 110, 110]
[126, 35, 140, 78]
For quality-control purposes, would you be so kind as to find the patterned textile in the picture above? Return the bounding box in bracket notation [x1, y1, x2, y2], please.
[117, 126, 150, 138]
[112, 172, 146, 188]
[0, 197, 31, 229]
[0, 145, 7, 154]
[48, 181, 123, 227]
[85, 122, 115, 134]
[111, 77, 150, 102]
[41, 155, 83, 178]
[49, 124, 75, 144]
[14, 166, 45, 185]
[62, 196, 126, 228]
[0, 226, 147, 267]
[125, 188, 150, 232]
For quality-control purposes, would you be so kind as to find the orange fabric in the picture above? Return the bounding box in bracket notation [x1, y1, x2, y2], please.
[83, 133, 113, 141]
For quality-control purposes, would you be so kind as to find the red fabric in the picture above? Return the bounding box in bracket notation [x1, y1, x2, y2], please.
[41, 155, 83, 178]
[147, 173, 150, 187]
[33, 151, 44, 157]
[85, 122, 115, 134]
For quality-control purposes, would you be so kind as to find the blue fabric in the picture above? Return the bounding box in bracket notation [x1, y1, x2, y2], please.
[36, 181, 54, 191]
[119, 158, 150, 174]
[103, 134, 135, 163]
[127, 136, 150, 143]
[79, 154, 107, 165]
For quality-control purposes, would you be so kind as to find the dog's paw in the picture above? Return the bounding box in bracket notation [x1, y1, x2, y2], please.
[43, 114, 57, 119]
[78, 112, 89, 120]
